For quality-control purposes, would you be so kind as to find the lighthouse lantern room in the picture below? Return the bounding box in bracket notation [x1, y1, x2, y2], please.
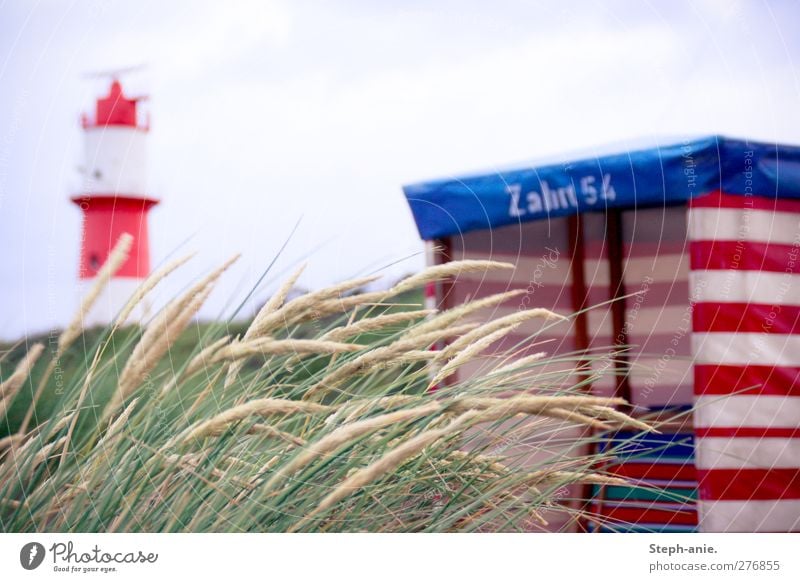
[72, 78, 158, 325]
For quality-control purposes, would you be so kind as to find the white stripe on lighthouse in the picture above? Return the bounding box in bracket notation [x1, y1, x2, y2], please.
[83, 126, 148, 196]
[77, 278, 151, 327]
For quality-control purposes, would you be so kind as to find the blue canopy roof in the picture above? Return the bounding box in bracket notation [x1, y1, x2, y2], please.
[403, 135, 800, 240]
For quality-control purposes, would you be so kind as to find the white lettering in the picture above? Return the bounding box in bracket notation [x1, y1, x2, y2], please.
[507, 184, 524, 217]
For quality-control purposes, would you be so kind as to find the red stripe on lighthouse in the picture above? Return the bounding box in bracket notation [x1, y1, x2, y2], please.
[72, 195, 157, 279]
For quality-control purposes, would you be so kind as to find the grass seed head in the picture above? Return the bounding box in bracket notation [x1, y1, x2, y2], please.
[59, 233, 133, 355]
[391, 260, 515, 294]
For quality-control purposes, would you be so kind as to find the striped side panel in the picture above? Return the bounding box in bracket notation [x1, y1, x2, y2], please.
[584, 208, 699, 532]
[443, 219, 586, 532]
[689, 190, 800, 532]
[581, 213, 617, 398]
[621, 206, 694, 408]
[590, 431, 698, 532]
[448, 218, 576, 377]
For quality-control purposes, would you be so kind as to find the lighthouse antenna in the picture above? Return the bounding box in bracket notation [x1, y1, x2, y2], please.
[81, 63, 148, 81]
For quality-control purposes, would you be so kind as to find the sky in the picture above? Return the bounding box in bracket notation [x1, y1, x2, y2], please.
[1, 0, 799, 340]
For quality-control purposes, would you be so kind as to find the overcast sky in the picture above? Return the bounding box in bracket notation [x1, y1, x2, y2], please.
[1, 0, 799, 339]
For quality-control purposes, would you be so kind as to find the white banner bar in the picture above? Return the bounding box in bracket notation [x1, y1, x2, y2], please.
[1, 533, 799, 581]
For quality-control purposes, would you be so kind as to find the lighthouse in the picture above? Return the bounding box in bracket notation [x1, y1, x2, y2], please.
[72, 77, 158, 325]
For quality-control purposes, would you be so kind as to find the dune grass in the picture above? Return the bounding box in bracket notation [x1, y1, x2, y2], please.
[0, 237, 650, 532]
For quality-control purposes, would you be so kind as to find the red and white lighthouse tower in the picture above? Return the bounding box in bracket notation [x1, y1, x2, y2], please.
[72, 77, 158, 325]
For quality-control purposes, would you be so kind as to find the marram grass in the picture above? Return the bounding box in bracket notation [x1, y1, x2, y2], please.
[0, 236, 651, 532]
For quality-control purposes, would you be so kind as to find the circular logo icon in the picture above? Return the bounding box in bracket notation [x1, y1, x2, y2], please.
[19, 542, 46, 570]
